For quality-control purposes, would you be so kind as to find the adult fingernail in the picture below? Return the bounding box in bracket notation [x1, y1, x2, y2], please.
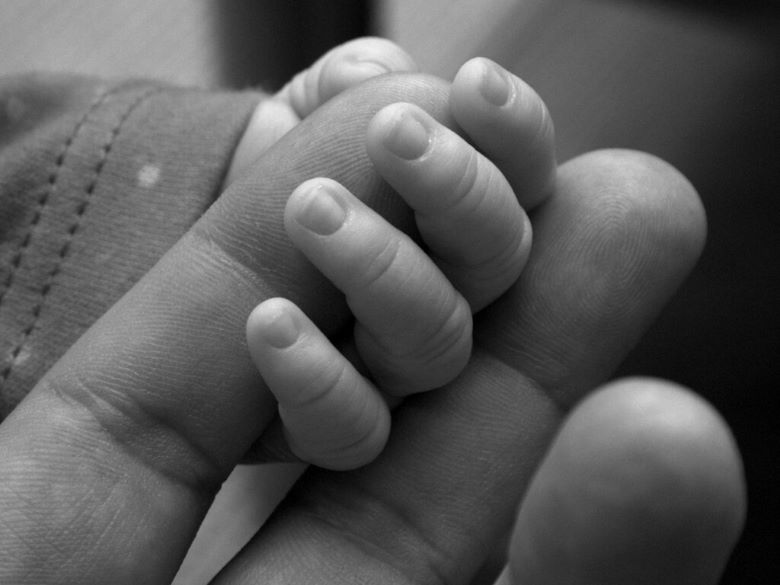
[480, 61, 511, 107]
[296, 182, 348, 235]
[384, 109, 430, 160]
[260, 305, 299, 349]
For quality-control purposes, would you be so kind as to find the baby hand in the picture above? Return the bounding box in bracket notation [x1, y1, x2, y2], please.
[247, 59, 555, 469]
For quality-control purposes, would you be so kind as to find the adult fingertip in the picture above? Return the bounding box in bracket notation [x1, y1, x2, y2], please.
[509, 377, 745, 585]
[579, 378, 746, 538]
[564, 149, 707, 269]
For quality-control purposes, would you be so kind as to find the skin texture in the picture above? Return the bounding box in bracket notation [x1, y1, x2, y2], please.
[0, 69, 745, 585]
[247, 296, 392, 470]
[225, 37, 419, 187]
[450, 58, 556, 211]
[508, 378, 745, 585]
[214, 142, 743, 585]
[366, 101, 533, 311]
[281, 177, 473, 396]
[0, 73, 469, 584]
[247, 65, 545, 469]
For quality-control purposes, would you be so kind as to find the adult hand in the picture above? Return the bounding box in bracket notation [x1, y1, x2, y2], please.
[0, 74, 744, 584]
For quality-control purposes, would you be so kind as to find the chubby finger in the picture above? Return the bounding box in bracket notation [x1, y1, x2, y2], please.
[451, 58, 556, 211]
[225, 37, 418, 186]
[506, 378, 746, 585]
[246, 298, 390, 470]
[285, 178, 472, 396]
[367, 102, 532, 311]
[279, 37, 418, 119]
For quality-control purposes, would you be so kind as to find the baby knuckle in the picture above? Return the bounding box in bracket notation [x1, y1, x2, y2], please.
[416, 296, 473, 381]
[353, 236, 403, 292]
[288, 362, 351, 411]
[447, 147, 482, 211]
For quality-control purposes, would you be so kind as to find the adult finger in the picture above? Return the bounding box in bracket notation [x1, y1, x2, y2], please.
[212, 150, 710, 584]
[506, 378, 745, 585]
[0, 74, 453, 584]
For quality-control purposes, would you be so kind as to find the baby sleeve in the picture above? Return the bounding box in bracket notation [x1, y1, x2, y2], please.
[0, 73, 261, 417]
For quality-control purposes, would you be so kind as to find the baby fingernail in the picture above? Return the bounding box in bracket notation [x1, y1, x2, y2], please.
[260, 305, 299, 349]
[296, 182, 347, 235]
[335, 59, 390, 88]
[353, 58, 391, 76]
[384, 110, 430, 160]
[480, 61, 511, 106]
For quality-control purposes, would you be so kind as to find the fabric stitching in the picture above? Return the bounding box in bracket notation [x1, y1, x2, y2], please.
[0, 85, 162, 392]
[0, 87, 113, 409]
[0, 89, 112, 308]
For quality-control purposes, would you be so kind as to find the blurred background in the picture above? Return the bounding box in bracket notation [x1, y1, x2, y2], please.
[0, 0, 777, 583]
